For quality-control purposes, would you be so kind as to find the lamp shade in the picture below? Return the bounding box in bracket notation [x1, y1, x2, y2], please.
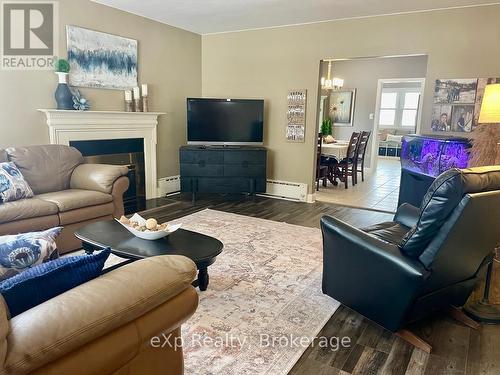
[479, 84, 500, 123]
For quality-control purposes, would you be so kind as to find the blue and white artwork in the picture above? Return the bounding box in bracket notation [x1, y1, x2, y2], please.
[66, 26, 138, 90]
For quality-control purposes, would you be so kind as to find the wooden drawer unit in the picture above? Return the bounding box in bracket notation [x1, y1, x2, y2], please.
[179, 149, 223, 164]
[179, 163, 223, 177]
[180, 146, 267, 201]
[224, 164, 266, 177]
[224, 150, 267, 164]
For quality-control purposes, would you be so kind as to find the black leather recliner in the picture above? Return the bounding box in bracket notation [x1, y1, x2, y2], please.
[321, 166, 500, 332]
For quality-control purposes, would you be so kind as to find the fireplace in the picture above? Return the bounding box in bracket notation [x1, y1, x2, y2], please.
[39, 109, 163, 200]
[70, 138, 146, 214]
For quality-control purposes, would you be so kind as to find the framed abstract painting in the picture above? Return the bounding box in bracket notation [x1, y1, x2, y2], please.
[66, 26, 138, 90]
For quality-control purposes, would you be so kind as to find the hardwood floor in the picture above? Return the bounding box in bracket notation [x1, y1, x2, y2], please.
[144, 194, 500, 375]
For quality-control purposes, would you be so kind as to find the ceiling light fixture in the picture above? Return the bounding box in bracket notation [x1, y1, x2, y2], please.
[321, 61, 344, 90]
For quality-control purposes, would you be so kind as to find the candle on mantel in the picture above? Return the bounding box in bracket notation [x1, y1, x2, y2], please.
[124, 90, 132, 101]
[133, 87, 140, 99]
[141, 84, 148, 97]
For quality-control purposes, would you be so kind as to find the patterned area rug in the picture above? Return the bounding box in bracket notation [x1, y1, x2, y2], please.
[170, 209, 340, 375]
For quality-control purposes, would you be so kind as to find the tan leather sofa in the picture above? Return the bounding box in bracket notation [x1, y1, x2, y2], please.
[0, 255, 199, 375]
[0, 145, 130, 253]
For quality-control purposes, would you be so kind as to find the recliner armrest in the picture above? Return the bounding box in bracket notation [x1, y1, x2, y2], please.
[321, 215, 427, 331]
[394, 203, 420, 229]
[70, 164, 129, 194]
[3, 255, 198, 374]
[321, 215, 425, 275]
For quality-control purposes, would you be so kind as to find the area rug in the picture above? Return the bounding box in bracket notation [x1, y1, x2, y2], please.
[169, 209, 340, 375]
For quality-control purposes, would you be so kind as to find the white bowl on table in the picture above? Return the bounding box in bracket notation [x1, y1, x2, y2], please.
[115, 213, 182, 241]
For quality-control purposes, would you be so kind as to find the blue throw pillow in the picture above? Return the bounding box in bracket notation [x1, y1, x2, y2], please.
[0, 248, 110, 317]
[0, 162, 34, 203]
[0, 227, 62, 281]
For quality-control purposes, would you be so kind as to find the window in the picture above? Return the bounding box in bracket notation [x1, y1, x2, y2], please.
[378, 87, 421, 130]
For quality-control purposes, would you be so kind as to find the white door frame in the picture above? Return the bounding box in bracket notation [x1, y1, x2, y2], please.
[370, 78, 426, 172]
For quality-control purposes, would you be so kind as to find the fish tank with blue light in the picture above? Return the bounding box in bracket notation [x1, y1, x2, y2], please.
[400, 135, 470, 177]
[398, 135, 470, 207]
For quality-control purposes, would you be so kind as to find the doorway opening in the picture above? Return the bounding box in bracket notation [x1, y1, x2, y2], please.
[314, 55, 428, 213]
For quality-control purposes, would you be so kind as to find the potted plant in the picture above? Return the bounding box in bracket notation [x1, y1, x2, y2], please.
[54, 59, 74, 110]
[321, 119, 334, 143]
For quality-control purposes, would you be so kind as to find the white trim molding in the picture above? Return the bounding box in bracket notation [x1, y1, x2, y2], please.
[38, 109, 165, 200]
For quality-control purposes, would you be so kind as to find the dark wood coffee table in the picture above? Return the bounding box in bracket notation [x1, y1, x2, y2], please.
[74, 220, 223, 291]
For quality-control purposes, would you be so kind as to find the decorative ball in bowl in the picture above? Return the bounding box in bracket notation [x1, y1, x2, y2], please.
[116, 213, 181, 240]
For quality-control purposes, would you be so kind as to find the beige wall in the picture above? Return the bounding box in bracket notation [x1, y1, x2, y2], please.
[0, 0, 201, 179]
[202, 5, 500, 193]
[321, 55, 428, 167]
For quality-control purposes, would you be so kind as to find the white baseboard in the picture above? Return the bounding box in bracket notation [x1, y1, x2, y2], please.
[157, 175, 180, 197]
[306, 193, 316, 203]
[264, 179, 309, 202]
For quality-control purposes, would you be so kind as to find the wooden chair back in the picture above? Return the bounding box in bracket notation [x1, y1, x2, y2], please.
[345, 132, 361, 161]
[317, 133, 323, 167]
[357, 131, 371, 162]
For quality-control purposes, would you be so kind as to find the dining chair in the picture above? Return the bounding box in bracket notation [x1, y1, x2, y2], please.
[316, 133, 328, 191]
[355, 131, 371, 182]
[334, 132, 360, 189]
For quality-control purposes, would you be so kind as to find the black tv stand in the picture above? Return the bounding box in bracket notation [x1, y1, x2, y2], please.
[189, 144, 254, 149]
[180, 145, 267, 203]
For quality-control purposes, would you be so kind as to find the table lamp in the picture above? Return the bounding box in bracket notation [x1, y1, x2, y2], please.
[464, 83, 500, 323]
[469, 83, 500, 166]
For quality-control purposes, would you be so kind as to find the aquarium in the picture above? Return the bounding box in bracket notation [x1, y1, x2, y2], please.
[400, 135, 470, 177]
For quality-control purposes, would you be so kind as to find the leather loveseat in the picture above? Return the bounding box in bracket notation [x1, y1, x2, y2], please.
[321, 166, 500, 332]
[0, 145, 130, 253]
[0, 255, 199, 375]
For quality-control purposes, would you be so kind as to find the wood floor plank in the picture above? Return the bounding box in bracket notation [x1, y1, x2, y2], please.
[141, 194, 500, 375]
[406, 349, 429, 375]
[380, 337, 415, 375]
[289, 357, 349, 375]
[476, 325, 500, 374]
[311, 307, 368, 369]
[465, 327, 481, 375]
[423, 355, 463, 375]
[341, 344, 365, 373]
[357, 324, 395, 354]
[414, 317, 468, 375]
[351, 347, 388, 375]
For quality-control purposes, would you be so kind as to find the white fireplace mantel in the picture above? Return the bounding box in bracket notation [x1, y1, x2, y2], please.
[38, 109, 165, 200]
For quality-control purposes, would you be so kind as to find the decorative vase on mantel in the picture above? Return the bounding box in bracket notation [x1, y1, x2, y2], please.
[55, 72, 74, 110]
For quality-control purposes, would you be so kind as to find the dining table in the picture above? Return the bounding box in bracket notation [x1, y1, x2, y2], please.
[321, 140, 349, 186]
[321, 140, 349, 160]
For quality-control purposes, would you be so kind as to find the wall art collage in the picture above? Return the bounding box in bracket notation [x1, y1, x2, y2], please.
[286, 90, 307, 142]
[431, 78, 500, 132]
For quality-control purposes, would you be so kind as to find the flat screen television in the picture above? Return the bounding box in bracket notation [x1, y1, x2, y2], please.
[187, 98, 264, 145]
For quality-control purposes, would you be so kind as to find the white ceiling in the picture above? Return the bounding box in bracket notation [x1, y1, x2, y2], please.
[92, 0, 498, 34]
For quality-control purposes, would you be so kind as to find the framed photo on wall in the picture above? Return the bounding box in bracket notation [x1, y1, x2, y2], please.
[329, 89, 356, 127]
[431, 77, 500, 133]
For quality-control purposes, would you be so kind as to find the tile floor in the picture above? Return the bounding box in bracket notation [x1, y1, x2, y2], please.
[315, 157, 401, 213]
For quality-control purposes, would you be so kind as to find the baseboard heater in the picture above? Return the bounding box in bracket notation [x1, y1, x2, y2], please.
[157, 175, 181, 197]
[158, 176, 309, 202]
[263, 180, 308, 202]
